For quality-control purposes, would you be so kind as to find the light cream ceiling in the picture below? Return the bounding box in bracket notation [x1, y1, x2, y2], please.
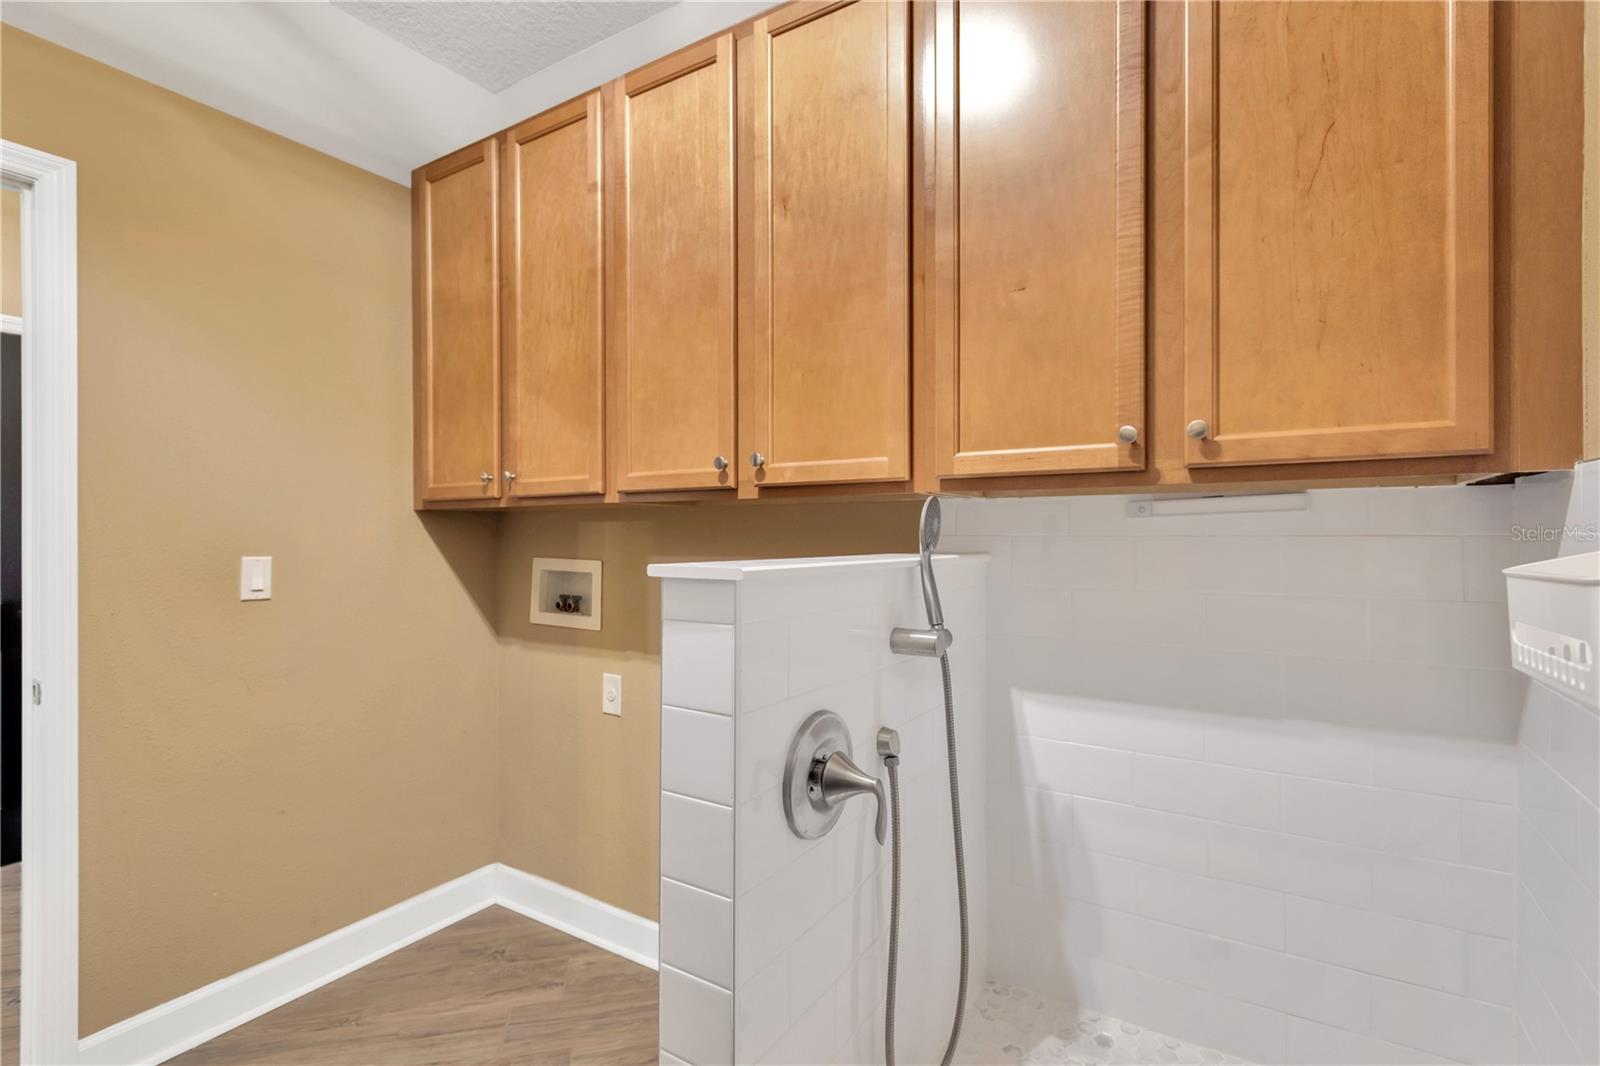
[331, 1, 673, 93]
[1, 1, 773, 184]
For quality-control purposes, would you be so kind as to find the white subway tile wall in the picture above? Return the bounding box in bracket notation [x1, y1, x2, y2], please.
[662, 705, 734, 805]
[946, 479, 1588, 1066]
[1514, 461, 1599, 1066]
[732, 557, 989, 1066]
[661, 964, 735, 1066]
[656, 556, 988, 1066]
[658, 594, 739, 1065]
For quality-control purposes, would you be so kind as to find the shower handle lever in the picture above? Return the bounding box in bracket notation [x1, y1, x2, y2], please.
[812, 751, 887, 845]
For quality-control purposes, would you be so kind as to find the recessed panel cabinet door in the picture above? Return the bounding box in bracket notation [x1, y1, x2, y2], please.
[1183, 0, 1492, 467]
[934, 0, 1145, 478]
[741, 0, 911, 488]
[414, 140, 501, 502]
[608, 36, 737, 493]
[502, 93, 606, 498]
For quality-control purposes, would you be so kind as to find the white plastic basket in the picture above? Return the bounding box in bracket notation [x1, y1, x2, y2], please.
[1504, 551, 1599, 711]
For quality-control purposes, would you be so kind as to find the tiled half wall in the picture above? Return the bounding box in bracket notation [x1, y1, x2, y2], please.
[652, 555, 989, 1066]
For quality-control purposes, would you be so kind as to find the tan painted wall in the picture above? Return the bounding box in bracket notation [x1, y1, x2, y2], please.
[494, 501, 917, 919]
[1586, 1, 1599, 458]
[0, 27, 504, 1035]
[1, 188, 19, 317]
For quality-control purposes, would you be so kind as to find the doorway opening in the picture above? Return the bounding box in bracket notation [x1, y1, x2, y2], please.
[2, 329, 18, 867]
[2, 139, 80, 1066]
[2, 182, 26, 1066]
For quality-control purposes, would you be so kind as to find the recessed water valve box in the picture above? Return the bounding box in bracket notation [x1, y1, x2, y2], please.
[1504, 551, 1597, 711]
[530, 557, 602, 631]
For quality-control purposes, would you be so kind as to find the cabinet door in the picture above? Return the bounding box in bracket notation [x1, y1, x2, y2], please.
[741, 0, 910, 488]
[933, 1, 1145, 478]
[414, 140, 500, 502]
[501, 93, 606, 498]
[608, 36, 737, 493]
[1183, 0, 1492, 467]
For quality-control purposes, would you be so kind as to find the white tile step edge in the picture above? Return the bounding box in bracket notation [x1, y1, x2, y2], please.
[77, 863, 658, 1066]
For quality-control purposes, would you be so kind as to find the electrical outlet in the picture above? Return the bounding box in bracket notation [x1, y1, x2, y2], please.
[602, 672, 622, 717]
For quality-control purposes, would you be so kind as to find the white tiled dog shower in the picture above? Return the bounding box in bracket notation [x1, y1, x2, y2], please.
[653, 463, 1598, 1066]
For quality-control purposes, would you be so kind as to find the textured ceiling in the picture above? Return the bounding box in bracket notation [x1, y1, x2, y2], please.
[1, 0, 774, 183]
[331, 1, 673, 92]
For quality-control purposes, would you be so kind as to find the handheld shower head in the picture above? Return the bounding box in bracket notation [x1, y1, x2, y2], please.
[891, 495, 952, 655]
[918, 496, 945, 630]
[919, 495, 943, 556]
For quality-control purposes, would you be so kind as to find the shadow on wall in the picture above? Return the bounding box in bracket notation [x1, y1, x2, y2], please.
[416, 511, 503, 628]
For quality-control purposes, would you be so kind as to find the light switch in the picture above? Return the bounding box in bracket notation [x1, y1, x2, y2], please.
[602, 672, 622, 717]
[240, 556, 272, 601]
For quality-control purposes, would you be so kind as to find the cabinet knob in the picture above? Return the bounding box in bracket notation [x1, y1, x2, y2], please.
[504, 471, 517, 482]
[479, 471, 494, 485]
[749, 451, 766, 469]
[1117, 425, 1139, 444]
[713, 455, 729, 472]
[1186, 419, 1210, 440]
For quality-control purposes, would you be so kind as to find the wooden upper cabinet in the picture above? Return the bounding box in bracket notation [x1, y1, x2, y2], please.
[607, 36, 737, 494]
[412, 0, 1577, 507]
[501, 93, 607, 498]
[1183, 0, 1493, 467]
[741, 0, 911, 488]
[932, 0, 1145, 479]
[414, 140, 501, 503]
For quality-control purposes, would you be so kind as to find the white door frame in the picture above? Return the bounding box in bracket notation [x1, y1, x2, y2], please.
[4, 139, 81, 1066]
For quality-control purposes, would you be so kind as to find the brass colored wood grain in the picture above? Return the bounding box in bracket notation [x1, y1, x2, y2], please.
[414, 140, 502, 505]
[607, 35, 738, 496]
[1183, 0, 1493, 467]
[501, 94, 608, 500]
[931, 0, 1146, 478]
[740, 0, 913, 490]
[411, 0, 1585, 504]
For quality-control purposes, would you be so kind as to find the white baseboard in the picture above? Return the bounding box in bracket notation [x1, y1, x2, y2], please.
[491, 863, 660, 971]
[76, 863, 659, 1066]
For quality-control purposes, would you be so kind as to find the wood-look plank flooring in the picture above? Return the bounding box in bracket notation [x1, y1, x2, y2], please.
[0, 869, 653, 1065]
[171, 905, 658, 1065]
[2, 863, 18, 1066]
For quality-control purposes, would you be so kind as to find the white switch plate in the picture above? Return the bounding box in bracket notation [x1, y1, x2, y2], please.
[602, 672, 622, 717]
[240, 556, 272, 601]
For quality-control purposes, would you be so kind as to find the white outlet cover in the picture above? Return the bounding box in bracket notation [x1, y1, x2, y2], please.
[240, 556, 272, 601]
[602, 672, 622, 717]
